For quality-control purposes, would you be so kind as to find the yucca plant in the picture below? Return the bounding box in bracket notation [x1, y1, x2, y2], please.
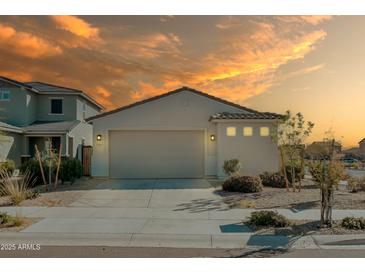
[0, 169, 36, 205]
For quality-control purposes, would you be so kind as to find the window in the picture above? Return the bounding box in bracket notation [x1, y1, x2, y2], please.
[243, 127, 253, 136]
[0, 90, 10, 101]
[260, 127, 270, 137]
[226, 127, 236, 137]
[50, 98, 63, 114]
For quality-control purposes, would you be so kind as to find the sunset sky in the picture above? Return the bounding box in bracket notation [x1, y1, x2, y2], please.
[0, 15, 364, 147]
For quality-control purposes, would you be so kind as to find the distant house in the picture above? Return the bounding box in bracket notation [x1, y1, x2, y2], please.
[343, 138, 365, 159]
[0, 76, 103, 166]
[305, 140, 342, 160]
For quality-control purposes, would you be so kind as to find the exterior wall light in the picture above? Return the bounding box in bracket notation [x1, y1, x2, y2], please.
[96, 134, 102, 141]
[210, 134, 216, 141]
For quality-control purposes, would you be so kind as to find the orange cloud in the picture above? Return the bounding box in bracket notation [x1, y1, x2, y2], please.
[0, 24, 62, 59]
[119, 33, 182, 59]
[92, 86, 116, 110]
[51, 16, 100, 39]
[276, 16, 332, 26]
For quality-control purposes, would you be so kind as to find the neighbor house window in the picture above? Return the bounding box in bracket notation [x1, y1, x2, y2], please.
[50, 98, 63, 114]
[226, 127, 236, 137]
[260, 127, 270, 137]
[0, 90, 10, 101]
[243, 127, 253, 136]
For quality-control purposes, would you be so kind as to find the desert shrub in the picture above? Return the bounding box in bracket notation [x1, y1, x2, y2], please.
[0, 169, 36, 205]
[0, 212, 12, 225]
[0, 159, 15, 174]
[247, 210, 290, 227]
[59, 158, 82, 183]
[20, 159, 44, 186]
[25, 189, 40, 200]
[0, 212, 24, 227]
[222, 176, 263, 193]
[223, 159, 241, 176]
[285, 162, 303, 183]
[260, 172, 286, 188]
[348, 177, 365, 193]
[341, 217, 365, 230]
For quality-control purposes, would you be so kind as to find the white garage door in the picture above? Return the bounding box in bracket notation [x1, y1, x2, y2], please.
[109, 130, 205, 178]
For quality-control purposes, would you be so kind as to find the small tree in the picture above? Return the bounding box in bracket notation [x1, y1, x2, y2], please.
[223, 159, 241, 177]
[308, 140, 345, 226]
[272, 111, 314, 192]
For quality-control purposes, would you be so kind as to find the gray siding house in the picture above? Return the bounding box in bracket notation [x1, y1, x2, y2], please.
[0, 76, 103, 166]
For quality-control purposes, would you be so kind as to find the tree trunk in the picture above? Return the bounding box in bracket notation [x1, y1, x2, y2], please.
[279, 146, 290, 192]
[291, 165, 296, 192]
[299, 147, 305, 192]
[320, 187, 325, 224]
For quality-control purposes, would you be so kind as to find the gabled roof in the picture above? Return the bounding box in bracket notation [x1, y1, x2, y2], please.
[359, 138, 365, 144]
[0, 76, 103, 110]
[22, 120, 81, 134]
[87, 86, 263, 122]
[0, 121, 23, 133]
[25, 82, 82, 94]
[210, 112, 283, 121]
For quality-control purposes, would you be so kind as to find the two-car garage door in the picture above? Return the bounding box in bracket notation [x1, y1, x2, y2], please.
[109, 130, 205, 178]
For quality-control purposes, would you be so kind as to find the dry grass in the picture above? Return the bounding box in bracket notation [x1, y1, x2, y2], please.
[0, 169, 36, 205]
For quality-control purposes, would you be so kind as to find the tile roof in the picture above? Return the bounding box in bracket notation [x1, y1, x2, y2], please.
[24, 82, 82, 94]
[0, 76, 103, 109]
[210, 112, 283, 120]
[87, 86, 262, 121]
[22, 120, 81, 133]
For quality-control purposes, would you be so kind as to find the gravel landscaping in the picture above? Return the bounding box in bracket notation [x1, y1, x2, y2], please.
[0, 177, 102, 207]
[247, 220, 365, 236]
[217, 178, 365, 210]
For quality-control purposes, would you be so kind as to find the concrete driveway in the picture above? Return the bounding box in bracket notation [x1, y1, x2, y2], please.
[69, 179, 225, 210]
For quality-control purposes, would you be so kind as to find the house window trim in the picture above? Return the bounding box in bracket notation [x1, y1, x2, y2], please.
[0, 90, 10, 101]
[243, 126, 253, 137]
[260, 126, 270, 137]
[226, 126, 237, 137]
[49, 97, 64, 115]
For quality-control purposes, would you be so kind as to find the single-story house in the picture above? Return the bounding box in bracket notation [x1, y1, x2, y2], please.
[87, 87, 282, 179]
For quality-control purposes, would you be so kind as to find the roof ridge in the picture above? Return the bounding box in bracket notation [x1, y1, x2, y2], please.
[87, 86, 260, 121]
[25, 81, 83, 93]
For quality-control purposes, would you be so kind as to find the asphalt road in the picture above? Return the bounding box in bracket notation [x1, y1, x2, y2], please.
[1, 246, 365, 258]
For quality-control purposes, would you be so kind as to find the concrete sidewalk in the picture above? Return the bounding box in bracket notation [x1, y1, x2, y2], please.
[1, 232, 365, 250]
[2, 206, 365, 220]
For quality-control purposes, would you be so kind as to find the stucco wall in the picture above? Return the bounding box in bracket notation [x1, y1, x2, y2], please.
[76, 98, 101, 121]
[36, 94, 77, 122]
[0, 132, 24, 167]
[90, 90, 255, 177]
[69, 121, 93, 160]
[216, 121, 279, 178]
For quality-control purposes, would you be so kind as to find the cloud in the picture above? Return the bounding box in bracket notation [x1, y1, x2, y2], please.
[51, 16, 100, 39]
[160, 15, 174, 23]
[93, 86, 116, 109]
[0, 24, 62, 59]
[276, 16, 332, 26]
[118, 32, 182, 59]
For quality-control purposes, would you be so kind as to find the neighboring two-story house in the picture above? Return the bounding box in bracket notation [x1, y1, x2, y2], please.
[0, 76, 103, 167]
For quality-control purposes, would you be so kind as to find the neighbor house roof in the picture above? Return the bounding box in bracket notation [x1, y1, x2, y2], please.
[22, 120, 81, 134]
[0, 121, 23, 133]
[210, 112, 283, 121]
[87, 86, 268, 122]
[0, 76, 103, 110]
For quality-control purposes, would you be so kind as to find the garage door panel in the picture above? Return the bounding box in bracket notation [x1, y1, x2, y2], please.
[109, 130, 204, 178]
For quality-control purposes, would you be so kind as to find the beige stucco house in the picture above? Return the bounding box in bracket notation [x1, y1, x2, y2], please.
[87, 87, 282, 179]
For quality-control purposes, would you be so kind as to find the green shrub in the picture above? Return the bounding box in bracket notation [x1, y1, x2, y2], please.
[247, 210, 290, 227]
[223, 159, 241, 176]
[0, 159, 15, 174]
[25, 189, 40, 200]
[285, 163, 303, 183]
[222, 176, 263, 193]
[348, 177, 365, 193]
[341, 217, 365, 230]
[0, 212, 12, 225]
[260, 172, 286, 188]
[20, 159, 44, 186]
[59, 158, 82, 183]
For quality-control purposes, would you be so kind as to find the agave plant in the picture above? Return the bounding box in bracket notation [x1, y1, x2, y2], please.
[0, 169, 36, 205]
